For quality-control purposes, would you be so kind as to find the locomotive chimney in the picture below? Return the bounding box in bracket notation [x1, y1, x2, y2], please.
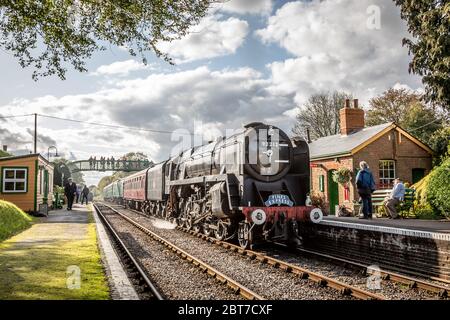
[340, 98, 364, 135]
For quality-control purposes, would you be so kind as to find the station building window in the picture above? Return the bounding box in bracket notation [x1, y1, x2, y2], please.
[2, 168, 28, 193]
[318, 175, 325, 192]
[379, 160, 395, 188]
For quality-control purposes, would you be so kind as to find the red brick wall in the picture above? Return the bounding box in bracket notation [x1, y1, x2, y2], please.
[353, 129, 432, 189]
[310, 156, 354, 213]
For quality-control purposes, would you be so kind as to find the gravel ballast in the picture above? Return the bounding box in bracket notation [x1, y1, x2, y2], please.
[110, 208, 355, 300]
[112, 206, 448, 300]
[102, 211, 244, 300]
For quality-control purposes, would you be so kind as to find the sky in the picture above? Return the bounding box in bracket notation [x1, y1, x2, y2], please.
[0, 0, 423, 186]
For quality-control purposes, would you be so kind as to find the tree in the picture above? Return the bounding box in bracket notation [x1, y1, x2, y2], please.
[366, 88, 421, 125]
[366, 88, 444, 142]
[0, 150, 11, 157]
[394, 0, 450, 110]
[292, 91, 353, 140]
[429, 126, 450, 165]
[119, 151, 150, 161]
[0, 0, 216, 80]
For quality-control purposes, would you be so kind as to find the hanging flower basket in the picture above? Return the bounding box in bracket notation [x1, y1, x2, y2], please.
[332, 167, 352, 186]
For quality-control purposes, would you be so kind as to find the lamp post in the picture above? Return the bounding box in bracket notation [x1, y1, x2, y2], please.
[48, 146, 58, 161]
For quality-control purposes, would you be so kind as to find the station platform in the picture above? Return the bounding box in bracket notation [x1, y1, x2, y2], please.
[323, 216, 450, 239]
[0, 204, 109, 299]
[301, 215, 450, 280]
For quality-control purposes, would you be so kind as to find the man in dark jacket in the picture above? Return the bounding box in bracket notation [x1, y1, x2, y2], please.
[64, 178, 77, 211]
[81, 185, 90, 205]
[355, 161, 376, 219]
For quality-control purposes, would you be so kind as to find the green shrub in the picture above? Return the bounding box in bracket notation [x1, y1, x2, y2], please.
[310, 192, 328, 214]
[0, 200, 33, 242]
[426, 157, 450, 217]
[413, 203, 442, 219]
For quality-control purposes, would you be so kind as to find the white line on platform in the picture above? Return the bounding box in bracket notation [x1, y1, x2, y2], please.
[319, 220, 450, 241]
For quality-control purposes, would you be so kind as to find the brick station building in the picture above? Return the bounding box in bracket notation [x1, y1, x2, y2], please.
[308, 99, 433, 215]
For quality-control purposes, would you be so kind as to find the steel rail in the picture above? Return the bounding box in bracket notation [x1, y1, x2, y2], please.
[93, 203, 165, 300]
[96, 202, 264, 301]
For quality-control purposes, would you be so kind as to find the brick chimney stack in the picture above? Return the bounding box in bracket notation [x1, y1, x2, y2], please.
[340, 98, 364, 135]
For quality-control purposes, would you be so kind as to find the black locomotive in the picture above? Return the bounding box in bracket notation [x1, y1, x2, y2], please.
[104, 122, 322, 248]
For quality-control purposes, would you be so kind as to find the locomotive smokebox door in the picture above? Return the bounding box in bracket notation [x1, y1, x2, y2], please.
[210, 182, 230, 218]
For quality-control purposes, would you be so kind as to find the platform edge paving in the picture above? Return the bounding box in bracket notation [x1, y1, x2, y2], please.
[319, 220, 450, 241]
[92, 205, 139, 300]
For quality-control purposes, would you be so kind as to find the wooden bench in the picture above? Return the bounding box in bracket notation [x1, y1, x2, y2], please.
[372, 188, 415, 216]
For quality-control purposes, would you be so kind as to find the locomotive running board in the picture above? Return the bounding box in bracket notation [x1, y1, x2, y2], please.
[169, 174, 240, 210]
[168, 174, 228, 186]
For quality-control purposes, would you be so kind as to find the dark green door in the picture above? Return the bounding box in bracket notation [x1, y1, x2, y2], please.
[412, 168, 425, 184]
[43, 170, 49, 204]
[328, 170, 339, 215]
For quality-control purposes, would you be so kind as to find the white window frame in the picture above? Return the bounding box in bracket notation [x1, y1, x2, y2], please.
[2, 168, 28, 193]
[379, 160, 396, 188]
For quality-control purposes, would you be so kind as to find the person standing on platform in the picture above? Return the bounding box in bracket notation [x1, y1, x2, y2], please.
[81, 185, 90, 205]
[355, 161, 376, 219]
[64, 178, 77, 211]
[384, 178, 405, 219]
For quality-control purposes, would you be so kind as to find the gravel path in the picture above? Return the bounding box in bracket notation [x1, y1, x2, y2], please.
[102, 211, 243, 300]
[111, 208, 354, 300]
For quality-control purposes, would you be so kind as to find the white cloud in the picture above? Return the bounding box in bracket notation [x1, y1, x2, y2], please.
[91, 59, 154, 76]
[219, 0, 272, 15]
[158, 15, 249, 63]
[0, 66, 294, 171]
[256, 0, 422, 106]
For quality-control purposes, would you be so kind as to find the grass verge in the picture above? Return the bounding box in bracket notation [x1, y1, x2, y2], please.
[0, 205, 109, 299]
[0, 200, 33, 242]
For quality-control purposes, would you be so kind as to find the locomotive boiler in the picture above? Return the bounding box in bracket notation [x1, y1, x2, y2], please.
[104, 122, 322, 248]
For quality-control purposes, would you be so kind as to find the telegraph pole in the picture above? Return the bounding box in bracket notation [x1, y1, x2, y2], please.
[34, 113, 37, 154]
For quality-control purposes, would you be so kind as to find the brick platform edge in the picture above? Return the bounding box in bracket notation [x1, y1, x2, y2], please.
[91, 204, 139, 300]
[301, 221, 450, 280]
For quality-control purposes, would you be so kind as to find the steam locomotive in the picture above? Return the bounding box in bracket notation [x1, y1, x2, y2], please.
[103, 122, 322, 248]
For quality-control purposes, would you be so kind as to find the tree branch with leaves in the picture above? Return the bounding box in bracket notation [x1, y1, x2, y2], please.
[0, 0, 218, 80]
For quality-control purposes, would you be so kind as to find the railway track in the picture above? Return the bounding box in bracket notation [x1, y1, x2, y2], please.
[99, 202, 384, 300]
[107, 202, 449, 299]
[93, 203, 164, 300]
[179, 226, 449, 299]
[94, 202, 263, 300]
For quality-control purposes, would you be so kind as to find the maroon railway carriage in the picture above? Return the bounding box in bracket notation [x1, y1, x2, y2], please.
[122, 168, 149, 210]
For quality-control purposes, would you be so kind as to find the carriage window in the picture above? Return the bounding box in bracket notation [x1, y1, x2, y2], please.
[2, 168, 28, 193]
[379, 160, 396, 188]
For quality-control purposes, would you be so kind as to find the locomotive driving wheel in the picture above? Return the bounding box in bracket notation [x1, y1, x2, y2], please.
[238, 221, 252, 249]
[202, 224, 212, 236]
[185, 216, 193, 230]
[193, 221, 201, 233]
[214, 220, 227, 241]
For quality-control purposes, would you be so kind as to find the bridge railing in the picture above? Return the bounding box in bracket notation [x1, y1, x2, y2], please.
[69, 160, 153, 172]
